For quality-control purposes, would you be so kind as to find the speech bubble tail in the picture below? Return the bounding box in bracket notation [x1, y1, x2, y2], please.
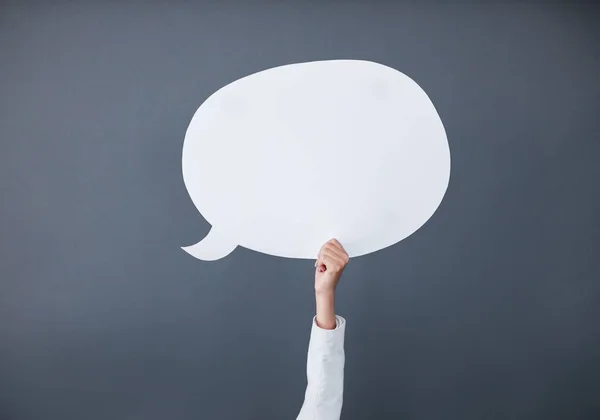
[182, 228, 237, 261]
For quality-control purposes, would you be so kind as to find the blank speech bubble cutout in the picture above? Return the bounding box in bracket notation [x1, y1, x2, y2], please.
[182, 60, 450, 261]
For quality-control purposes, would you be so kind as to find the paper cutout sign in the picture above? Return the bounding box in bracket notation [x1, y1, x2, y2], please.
[182, 60, 450, 261]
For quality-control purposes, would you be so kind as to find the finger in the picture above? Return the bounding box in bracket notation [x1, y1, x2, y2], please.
[322, 247, 344, 262]
[318, 241, 348, 267]
[326, 239, 349, 259]
[322, 243, 347, 262]
[316, 255, 323, 271]
[329, 238, 344, 250]
[320, 250, 345, 270]
[319, 247, 341, 263]
[315, 258, 326, 273]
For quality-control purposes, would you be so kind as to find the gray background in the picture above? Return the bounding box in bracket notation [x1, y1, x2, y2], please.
[1, 1, 599, 419]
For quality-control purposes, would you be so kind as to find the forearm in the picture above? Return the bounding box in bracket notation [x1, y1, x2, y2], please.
[315, 290, 336, 330]
[297, 315, 346, 420]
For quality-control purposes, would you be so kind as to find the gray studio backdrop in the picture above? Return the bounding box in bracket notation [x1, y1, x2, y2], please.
[1, 1, 599, 419]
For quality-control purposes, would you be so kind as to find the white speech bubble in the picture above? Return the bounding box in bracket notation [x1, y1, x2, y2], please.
[182, 59, 450, 261]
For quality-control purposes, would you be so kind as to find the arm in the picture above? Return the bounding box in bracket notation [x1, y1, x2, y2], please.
[297, 239, 349, 420]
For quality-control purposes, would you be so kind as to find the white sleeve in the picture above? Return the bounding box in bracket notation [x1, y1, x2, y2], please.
[296, 315, 346, 420]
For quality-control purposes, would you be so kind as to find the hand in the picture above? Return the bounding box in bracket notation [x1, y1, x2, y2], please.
[314, 239, 349, 329]
[314, 239, 350, 295]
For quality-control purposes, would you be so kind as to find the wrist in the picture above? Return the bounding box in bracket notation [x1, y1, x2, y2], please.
[315, 286, 336, 296]
[315, 290, 336, 329]
[315, 289, 335, 304]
